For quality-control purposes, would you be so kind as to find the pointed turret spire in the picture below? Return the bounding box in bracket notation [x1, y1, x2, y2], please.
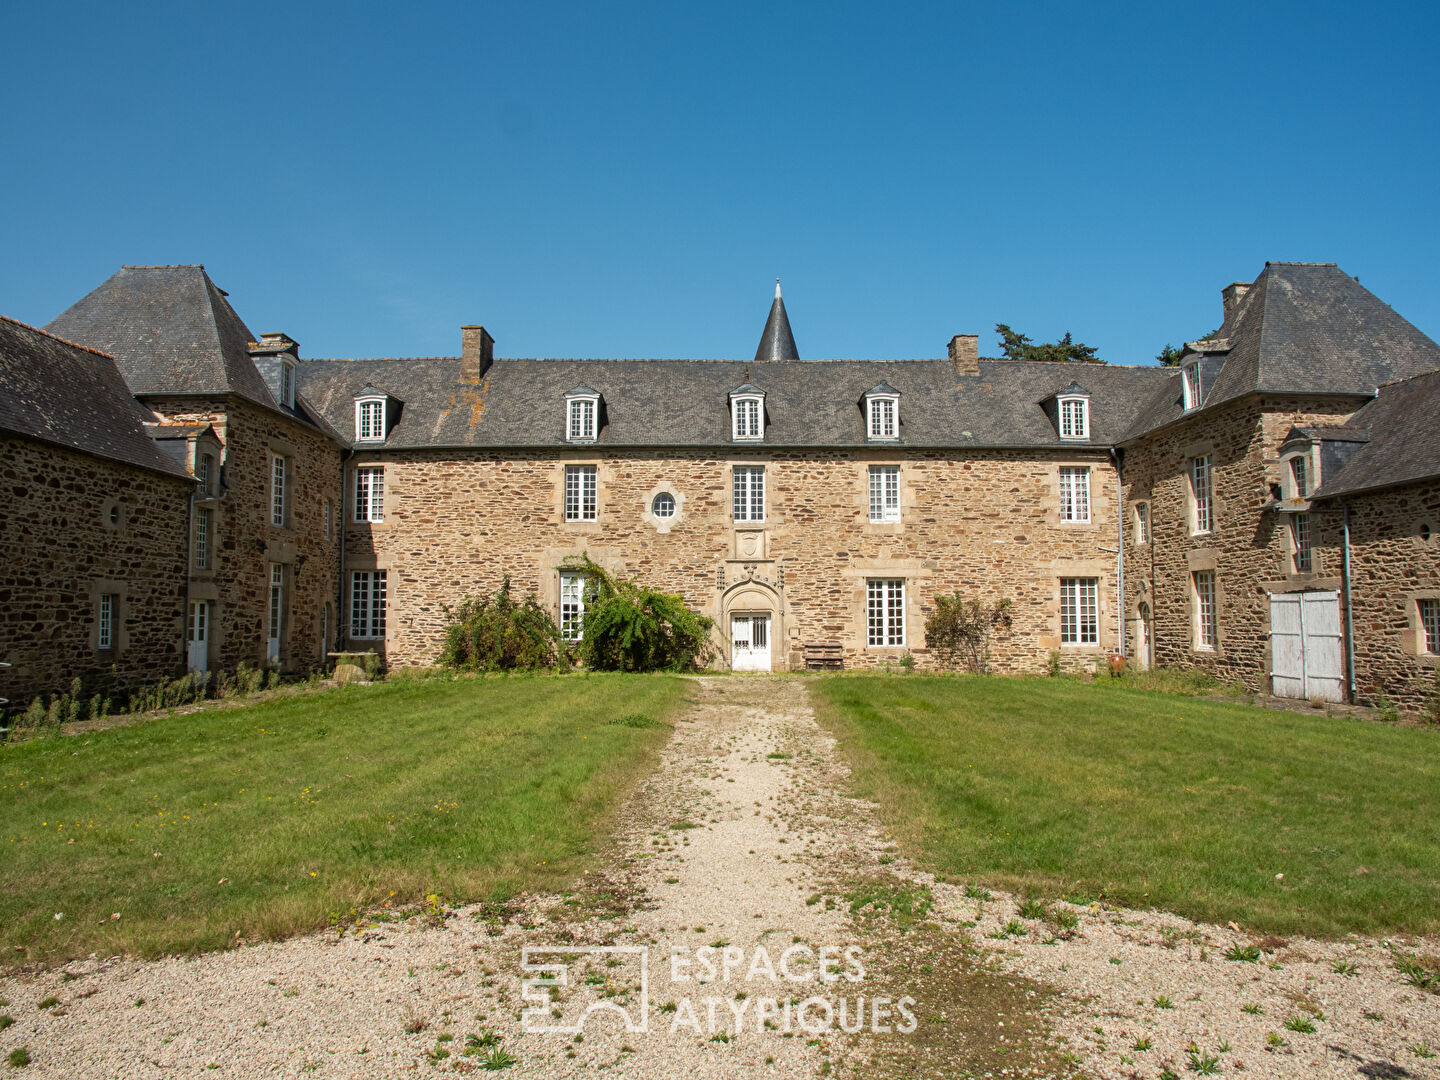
[754, 280, 800, 363]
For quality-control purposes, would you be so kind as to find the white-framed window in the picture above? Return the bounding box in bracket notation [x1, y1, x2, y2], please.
[1182, 362, 1202, 411]
[1135, 502, 1150, 544]
[560, 572, 586, 642]
[732, 396, 763, 441]
[268, 563, 285, 660]
[1059, 466, 1090, 523]
[1191, 455, 1213, 534]
[651, 492, 676, 519]
[1193, 569, 1218, 650]
[1420, 598, 1440, 655]
[868, 465, 900, 523]
[270, 454, 287, 528]
[280, 362, 295, 408]
[323, 499, 332, 540]
[867, 395, 899, 440]
[733, 466, 765, 522]
[1060, 577, 1099, 646]
[866, 578, 905, 647]
[354, 466, 384, 522]
[564, 465, 598, 522]
[350, 570, 387, 639]
[196, 451, 215, 495]
[97, 593, 116, 650]
[567, 396, 597, 442]
[356, 398, 385, 442]
[1290, 455, 1309, 498]
[1059, 396, 1089, 440]
[195, 507, 212, 569]
[1292, 513, 1312, 573]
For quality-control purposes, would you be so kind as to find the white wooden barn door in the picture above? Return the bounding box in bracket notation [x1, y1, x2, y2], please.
[1269, 591, 1344, 702]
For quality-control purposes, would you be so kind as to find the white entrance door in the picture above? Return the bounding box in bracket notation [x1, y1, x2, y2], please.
[1270, 591, 1344, 701]
[187, 601, 209, 672]
[267, 564, 283, 663]
[1135, 603, 1152, 671]
[731, 614, 771, 672]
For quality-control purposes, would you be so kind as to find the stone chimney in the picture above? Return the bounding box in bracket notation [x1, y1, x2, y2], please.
[948, 333, 980, 376]
[1221, 281, 1252, 323]
[460, 325, 494, 383]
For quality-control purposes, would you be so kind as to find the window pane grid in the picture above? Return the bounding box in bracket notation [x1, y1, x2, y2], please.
[358, 400, 383, 440]
[1194, 570, 1217, 649]
[350, 570, 387, 639]
[271, 455, 286, 527]
[568, 399, 595, 441]
[98, 593, 114, 649]
[866, 579, 905, 646]
[1136, 503, 1149, 544]
[733, 398, 761, 439]
[196, 508, 211, 569]
[1059, 467, 1090, 523]
[355, 466, 384, 522]
[1060, 578, 1098, 645]
[868, 465, 900, 523]
[1060, 398, 1088, 439]
[1420, 599, 1440, 655]
[1291, 456, 1308, 497]
[565, 465, 598, 521]
[733, 466, 764, 522]
[869, 398, 896, 439]
[1192, 456, 1212, 533]
[1292, 513, 1312, 572]
[1184, 364, 1201, 410]
[560, 572, 585, 642]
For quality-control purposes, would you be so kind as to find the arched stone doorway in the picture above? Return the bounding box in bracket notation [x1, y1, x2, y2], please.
[1135, 601, 1153, 670]
[721, 578, 784, 672]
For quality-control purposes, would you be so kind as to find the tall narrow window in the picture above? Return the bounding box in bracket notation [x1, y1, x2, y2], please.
[1135, 502, 1150, 544]
[1059, 397, 1089, 440]
[568, 398, 596, 441]
[560, 572, 586, 642]
[1292, 513, 1312, 572]
[350, 570, 388, 639]
[196, 507, 212, 569]
[733, 466, 765, 522]
[868, 465, 900, 523]
[357, 399, 385, 441]
[866, 579, 905, 646]
[1193, 570, 1218, 650]
[1060, 578, 1099, 645]
[1059, 467, 1091, 523]
[323, 499, 332, 540]
[97, 593, 115, 650]
[280, 362, 295, 408]
[196, 452, 211, 494]
[355, 466, 384, 522]
[1291, 456, 1308, 498]
[732, 397, 762, 440]
[1182, 363, 1202, 411]
[1420, 598, 1440, 655]
[271, 455, 287, 528]
[268, 563, 284, 661]
[1191, 455, 1213, 534]
[564, 465, 598, 521]
[868, 397, 897, 440]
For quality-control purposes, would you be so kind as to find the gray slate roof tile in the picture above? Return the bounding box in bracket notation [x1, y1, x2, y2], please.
[1312, 368, 1440, 498]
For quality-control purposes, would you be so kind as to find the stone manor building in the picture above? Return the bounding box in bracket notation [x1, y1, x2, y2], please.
[1, 262, 1437, 711]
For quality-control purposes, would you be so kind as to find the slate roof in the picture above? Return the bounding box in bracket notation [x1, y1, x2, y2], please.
[0, 316, 193, 480]
[1123, 262, 1440, 441]
[296, 355, 1173, 450]
[754, 284, 800, 363]
[1311, 368, 1440, 498]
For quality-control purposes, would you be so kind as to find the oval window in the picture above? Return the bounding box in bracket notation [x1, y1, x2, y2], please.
[652, 492, 676, 519]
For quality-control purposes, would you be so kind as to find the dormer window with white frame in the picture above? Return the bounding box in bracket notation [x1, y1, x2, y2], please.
[1182, 361, 1202, 412]
[565, 386, 600, 443]
[280, 360, 296, 409]
[865, 382, 900, 442]
[1056, 384, 1090, 441]
[355, 396, 386, 442]
[729, 383, 765, 442]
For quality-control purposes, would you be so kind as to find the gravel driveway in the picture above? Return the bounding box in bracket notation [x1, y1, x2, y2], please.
[1, 677, 1436, 1078]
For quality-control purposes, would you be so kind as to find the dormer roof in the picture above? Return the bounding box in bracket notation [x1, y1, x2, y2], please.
[730, 381, 765, 397]
[565, 383, 600, 397]
[866, 380, 900, 396]
[355, 383, 389, 398]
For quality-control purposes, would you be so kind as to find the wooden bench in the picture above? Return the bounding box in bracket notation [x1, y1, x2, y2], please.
[803, 642, 844, 670]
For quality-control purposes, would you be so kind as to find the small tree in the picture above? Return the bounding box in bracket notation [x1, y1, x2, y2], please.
[441, 578, 568, 671]
[562, 555, 715, 672]
[925, 594, 1013, 674]
[994, 324, 1102, 364]
[1156, 343, 1184, 367]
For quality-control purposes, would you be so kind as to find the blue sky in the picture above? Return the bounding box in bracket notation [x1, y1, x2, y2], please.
[3, 1, 1437, 364]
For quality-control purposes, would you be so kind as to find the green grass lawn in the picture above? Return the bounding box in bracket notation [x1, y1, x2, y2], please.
[0, 673, 685, 968]
[815, 674, 1440, 938]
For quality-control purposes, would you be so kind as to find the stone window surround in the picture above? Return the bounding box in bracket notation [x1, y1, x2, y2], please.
[355, 395, 387, 443]
[354, 463, 386, 525]
[728, 460, 772, 526]
[89, 580, 129, 654]
[865, 392, 900, 442]
[1183, 438, 1217, 537]
[1181, 360, 1202, 412]
[730, 392, 765, 442]
[344, 553, 392, 644]
[1278, 444, 1317, 502]
[1401, 591, 1440, 666]
[268, 437, 300, 531]
[1050, 559, 1112, 651]
[537, 546, 625, 628]
[1047, 459, 1105, 527]
[641, 482, 686, 534]
[1285, 510, 1319, 576]
[1058, 395, 1090, 441]
[844, 557, 931, 652]
[565, 390, 600, 444]
[1185, 548, 1223, 655]
[556, 460, 607, 530]
[859, 459, 906, 533]
[1132, 500, 1150, 545]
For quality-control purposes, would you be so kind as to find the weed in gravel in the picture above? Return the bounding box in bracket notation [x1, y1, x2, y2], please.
[1133, 1037, 1152, 1051]
[1412, 1044, 1436, 1059]
[1241, 1003, 1263, 1015]
[1153, 995, 1174, 1009]
[963, 883, 990, 900]
[658, 1002, 677, 1014]
[1282, 1014, 1317, 1034]
[988, 919, 1027, 939]
[1362, 1010, 1382, 1021]
[766, 752, 792, 760]
[0, 1016, 10, 1030]
[845, 878, 934, 930]
[1331, 959, 1358, 976]
[1266, 1033, 1288, 1049]
[1393, 951, 1439, 990]
[710, 1032, 732, 1043]
[478, 1046, 517, 1069]
[1016, 897, 1048, 919]
[403, 1012, 427, 1034]
[1224, 943, 1261, 962]
[1049, 909, 1079, 932]
[1185, 1047, 1221, 1074]
[7, 1049, 30, 1069]
[36, 998, 58, 1011]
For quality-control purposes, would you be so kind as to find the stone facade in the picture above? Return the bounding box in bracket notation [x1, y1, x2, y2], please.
[343, 447, 1120, 672]
[0, 433, 191, 706]
[146, 396, 343, 675]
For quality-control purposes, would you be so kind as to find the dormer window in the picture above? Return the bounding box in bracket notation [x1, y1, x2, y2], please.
[729, 382, 765, 442]
[565, 386, 600, 443]
[280, 361, 295, 409]
[865, 382, 900, 441]
[1182, 361, 1202, 411]
[1291, 455, 1309, 498]
[1056, 383, 1090, 441]
[356, 398, 385, 442]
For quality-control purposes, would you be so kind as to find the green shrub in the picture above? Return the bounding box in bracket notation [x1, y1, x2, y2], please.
[924, 593, 1012, 673]
[440, 578, 568, 671]
[561, 556, 714, 673]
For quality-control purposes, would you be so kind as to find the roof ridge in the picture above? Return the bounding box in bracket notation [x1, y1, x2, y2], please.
[120, 263, 206, 270]
[1264, 261, 1338, 267]
[0, 313, 120, 361]
[1375, 365, 1440, 390]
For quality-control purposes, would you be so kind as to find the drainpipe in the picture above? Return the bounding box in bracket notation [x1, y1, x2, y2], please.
[1342, 502, 1357, 702]
[1111, 448, 1125, 659]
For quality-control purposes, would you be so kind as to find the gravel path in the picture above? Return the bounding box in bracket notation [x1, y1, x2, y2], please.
[2, 676, 1437, 1079]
